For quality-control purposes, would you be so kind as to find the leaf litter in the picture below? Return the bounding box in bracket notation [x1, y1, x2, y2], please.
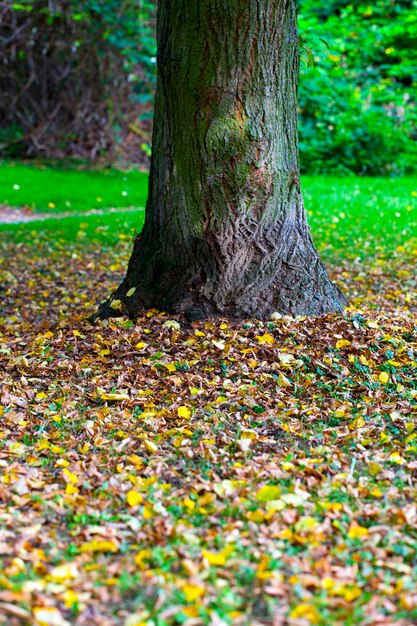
[0, 233, 416, 626]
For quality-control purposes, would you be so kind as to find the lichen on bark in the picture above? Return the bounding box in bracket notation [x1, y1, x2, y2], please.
[93, 0, 346, 322]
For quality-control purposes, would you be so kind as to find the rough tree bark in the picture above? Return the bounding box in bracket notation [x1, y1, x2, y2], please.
[94, 0, 346, 322]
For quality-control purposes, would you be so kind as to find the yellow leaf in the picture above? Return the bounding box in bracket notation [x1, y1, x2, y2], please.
[62, 590, 79, 609]
[50, 444, 64, 454]
[348, 524, 369, 539]
[65, 484, 79, 495]
[178, 406, 192, 419]
[135, 342, 146, 349]
[256, 333, 275, 345]
[289, 604, 319, 623]
[390, 452, 405, 465]
[349, 416, 365, 431]
[257, 485, 281, 502]
[110, 299, 122, 310]
[55, 459, 69, 467]
[336, 339, 351, 349]
[183, 584, 205, 602]
[101, 393, 129, 402]
[379, 372, 389, 384]
[126, 287, 136, 297]
[126, 490, 143, 507]
[342, 586, 361, 602]
[241, 429, 257, 440]
[134, 549, 151, 570]
[277, 527, 293, 540]
[368, 462, 382, 476]
[144, 438, 158, 453]
[143, 504, 154, 519]
[322, 577, 334, 590]
[164, 363, 177, 372]
[48, 563, 79, 583]
[277, 372, 291, 387]
[246, 509, 265, 523]
[213, 395, 228, 404]
[214, 479, 243, 497]
[127, 454, 145, 468]
[35, 391, 47, 400]
[202, 549, 227, 566]
[295, 516, 318, 532]
[80, 539, 118, 553]
[62, 468, 78, 485]
[198, 493, 214, 507]
[183, 497, 195, 511]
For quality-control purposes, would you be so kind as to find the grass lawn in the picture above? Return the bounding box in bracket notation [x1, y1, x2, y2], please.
[1, 161, 416, 257]
[0, 160, 149, 213]
[1, 163, 417, 626]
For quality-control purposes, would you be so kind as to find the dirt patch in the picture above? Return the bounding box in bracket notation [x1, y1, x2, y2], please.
[0, 204, 35, 223]
[0, 204, 142, 224]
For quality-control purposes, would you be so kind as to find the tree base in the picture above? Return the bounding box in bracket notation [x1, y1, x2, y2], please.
[91, 0, 348, 326]
[90, 251, 347, 324]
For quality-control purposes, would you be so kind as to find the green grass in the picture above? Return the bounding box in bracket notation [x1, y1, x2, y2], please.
[0, 209, 146, 247]
[0, 162, 416, 259]
[0, 161, 149, 213]
[304, 176, 417, 259]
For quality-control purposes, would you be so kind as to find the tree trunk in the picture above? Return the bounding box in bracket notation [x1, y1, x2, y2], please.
[95, 0, 346, 321]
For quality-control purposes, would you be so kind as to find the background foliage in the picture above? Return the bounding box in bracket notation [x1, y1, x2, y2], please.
[299, 0, 417, 175]
[0, 0, 156, 162]
[1, 0, 416, 174]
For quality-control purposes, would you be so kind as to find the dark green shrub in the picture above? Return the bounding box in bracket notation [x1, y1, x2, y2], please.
[298, 0, 417, 175]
